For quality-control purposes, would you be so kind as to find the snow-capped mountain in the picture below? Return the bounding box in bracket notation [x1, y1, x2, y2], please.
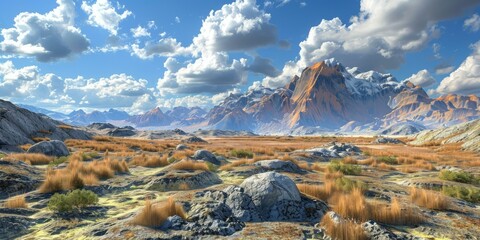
[67, 109, 131, 125]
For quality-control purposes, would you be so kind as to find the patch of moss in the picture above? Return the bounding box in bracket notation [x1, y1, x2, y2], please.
[328, 160, 362, 175]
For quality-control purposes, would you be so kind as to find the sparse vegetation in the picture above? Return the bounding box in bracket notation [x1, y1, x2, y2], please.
[376, 156, 397, 164]
[328, 160, 362, 175]
[132, 197, 186, 227]
[170, 160, 210, 171]
[230, 149, 254, 158]
[57, 124, 73, 130]
[442, 185, 480, 203]
[4, 153, 53, 165]
[5, 195, 27, 208]
[48, 189, 98, 212]
[439, 170, 478, 184]
[410, 188, 450, 210]
[132, 154, 170, 167]
[48, 156, 68, 167]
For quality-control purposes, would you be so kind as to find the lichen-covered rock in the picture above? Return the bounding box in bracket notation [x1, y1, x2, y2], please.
[185, 201, 244, 236]
[253, 159, 303, 173]
[240, 172, 301, 219]
[192, 149, 220, 165]
[182, 136, 207, 144]
[301, 142, 361, 158]
[27, 140, 69, 157]
[144, 170, 222, 191]
[175, 144, 188, 150]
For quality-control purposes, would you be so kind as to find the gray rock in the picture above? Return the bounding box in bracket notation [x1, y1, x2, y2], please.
[374, 137, 404, 144]
[0, 160, 42, 199]
[223, 186, 261, 222]
[176, 144, 188, 151]
[87, 122, 116, 130]
[240, 172, 301, 218]
[253, 159, 303, 173]
[107, 127, 136, 137]
[161, 215, 186, 230]
[301, 142, 361, 158]
[362, 220, 400, 240]
[193, 149, 220, 165]
[27, 140, 69, 157]
[185, 201, 244, 236]
[0, 215, 32, 239]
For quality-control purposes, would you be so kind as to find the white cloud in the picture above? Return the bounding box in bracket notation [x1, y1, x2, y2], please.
[434, 64, 455, 75]
[263, 0, 480, 87]
[0, 0, 89, 62]
[405, 69, 436, 88]
[464, 14, 480, 32]
[211, 88, 241, 104]
[433, 43, 441, 59]
[81, 0, 132, 35]
[131, 38, 189, 59]
[158, 95, 212, 109]
[436, 41, 480, 95]
[131, 26, 150, 38]
[0, 60, 157, 113]
[175, 16, 181, 23]
[192, 0, 276, 53]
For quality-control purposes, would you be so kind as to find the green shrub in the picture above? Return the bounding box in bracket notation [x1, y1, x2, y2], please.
[328, 160, 362, 175]
[442, 186, 480, 203]
[335, 177, 367, 192]
[439, 170, 478, 184]
[230, 149, 254, 159]
[376, 156, 397, 164]
[48, 156, 68, 167]
[48, 189, 99, 212]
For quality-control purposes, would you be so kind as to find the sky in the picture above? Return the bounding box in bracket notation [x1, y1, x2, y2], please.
[0, 0, 479, 114]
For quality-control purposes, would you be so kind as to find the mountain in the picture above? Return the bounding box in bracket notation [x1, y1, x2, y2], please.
[17, 104, 68, 120]
[165, 106, 207, 126]
[67, 109, 131, 125]
[0, 99, 91, 149]
[204, 59, 480, 134]
[128, 107, 173, 127]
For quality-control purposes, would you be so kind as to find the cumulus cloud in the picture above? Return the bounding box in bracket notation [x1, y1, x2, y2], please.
[158, 95, 212, 109]
[434, 64, 455, 75]
[81, 0, 131, 35]
[192, 0, 277, 53]
[436, 41, 480, 95]
[131, 26, 150, 38]
[464, 13, 480, 32]
[247, 56, 280, 77]
[0, 0, 89, 62]
[0, 60, 156, 113]
[263, 0, 480, 87]
[131, 38, 189, 59]
[404, 69, 436, 87]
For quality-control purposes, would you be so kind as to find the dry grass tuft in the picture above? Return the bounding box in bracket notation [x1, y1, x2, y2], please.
[170, 160, 209, 171]
[410, 188, 450, 210]
[5, 195, 27, 208]
[4, 153, 53, 165]
[132, 197, 186, 227]
[320, 213, 367, 240]
[297, 182, 336, 201]
[132, 154, 170, 168]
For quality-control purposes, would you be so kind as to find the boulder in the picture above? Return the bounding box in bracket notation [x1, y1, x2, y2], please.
[144, 170, 222, 191]
[253, 159, 303, 173]
[176, 144, 188, 151]
[240, 172, 301, 218]
[87, 122, 117, 130]
[193, 150, 220, 165]
[374, 137, 404, 144]
[185, 201, 244, 236]
[107, 128, 136, 137]
[27, 140, 69, 157]
[302, 142, 361, 158]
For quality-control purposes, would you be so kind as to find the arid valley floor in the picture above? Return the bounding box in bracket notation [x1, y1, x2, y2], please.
[1, 134, 479, 240]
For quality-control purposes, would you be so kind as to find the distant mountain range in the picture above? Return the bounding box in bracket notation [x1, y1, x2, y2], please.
[18, 59, 480, 135]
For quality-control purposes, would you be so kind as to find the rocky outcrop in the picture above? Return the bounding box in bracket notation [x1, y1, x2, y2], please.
[0, 99, 90, 148]
[144, 169, 222, 192]
[192, 150, 220, 165]
[182, 136, 207, 144]
[410, 119, 480, 152]
[128, 107, 172, 127]
[299, 142, 361, 159]
[374, 137, 404, 144]
[175, 144, 188, 150]
[253, 159, 303, 173]
[107, 127, 136, 137]
[87, 122, 117, 130]
[362, 220, 400, 240]
[0, 160, 42, 199]
[27, 140, 69, 157]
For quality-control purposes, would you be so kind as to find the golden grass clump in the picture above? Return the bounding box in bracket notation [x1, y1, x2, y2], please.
[4, 153, 53, 165]
[297, 181, 336, 201]
[132, 197, 186, 227]
[320, 213, 367, 240]
[410, 188, 450, 210]
[332, 189, 423, 225]
[132, 154, 170, 168]
[39, 169, 89, 193]
[5, 195, 27, 208]
[170, 160, 210, 171]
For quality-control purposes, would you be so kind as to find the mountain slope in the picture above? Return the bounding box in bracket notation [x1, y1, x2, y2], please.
[0, 99, 91, 147]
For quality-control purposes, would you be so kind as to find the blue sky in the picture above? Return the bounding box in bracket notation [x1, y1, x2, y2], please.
[0, 0, 479, 114]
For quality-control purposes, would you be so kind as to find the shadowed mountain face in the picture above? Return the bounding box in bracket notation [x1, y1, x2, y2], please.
[204, 59, 480, 133]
